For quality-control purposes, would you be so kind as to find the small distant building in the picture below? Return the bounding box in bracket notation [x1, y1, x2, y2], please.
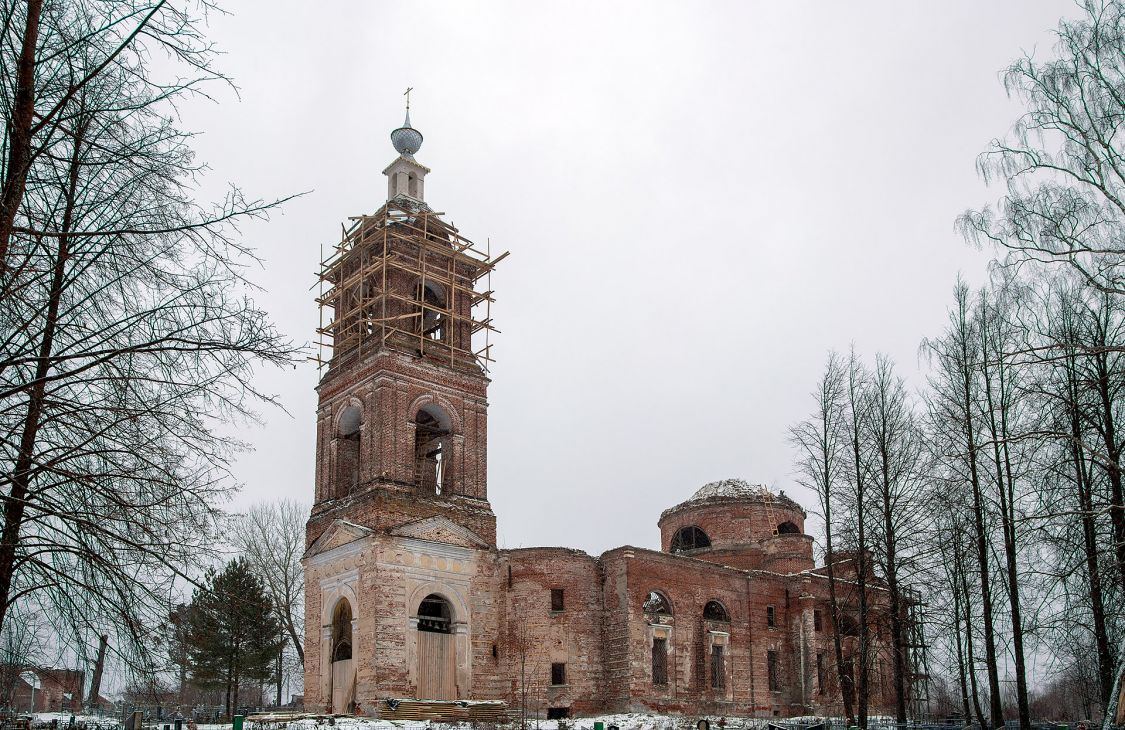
[8, 668, 84, 713]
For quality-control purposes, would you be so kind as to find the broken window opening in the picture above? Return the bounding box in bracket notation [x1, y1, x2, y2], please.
[767, 650, 780, 692]
[703, 600, 730, 623]
[414, 405, 452, 494]
[710, 644, 725, 690]
[839, 614, 860, 637]
[550, 662, 567, 686]
[767, 605, 776, 628]
[643, 591, 673, 620]
[416, 282, 447, 344]
[331, 599, 353, 662]
[417, 593, 452, 634]
[546, 708, 570, 720]
[652, 637, 668, 686]
[813, 609, 823, 632]
[816, 652, 827, 694]
[670, 526, 711, 553]
[776, 521, 800, 535]
[551, 588, 565, 612]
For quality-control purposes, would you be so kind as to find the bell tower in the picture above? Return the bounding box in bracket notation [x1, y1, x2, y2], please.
[308, 102, 505, 546]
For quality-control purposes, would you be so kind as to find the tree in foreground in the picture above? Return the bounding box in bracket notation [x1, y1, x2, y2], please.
[0, 0, 298, 679]
[187, 558, 282, 718]
[233, 500, 308, 703]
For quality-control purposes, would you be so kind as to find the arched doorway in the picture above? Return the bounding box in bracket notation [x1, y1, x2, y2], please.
[330, 599, 355, 713]
[415, 594, 456, 699]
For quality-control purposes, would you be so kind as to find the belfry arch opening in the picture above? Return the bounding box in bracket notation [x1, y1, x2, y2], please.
[670, 526, 711, 553]
[416, 281, 447, 343]
[417, 594, 453, 633]
[415, 404, 452, 494]
[336, 404, 363, 497]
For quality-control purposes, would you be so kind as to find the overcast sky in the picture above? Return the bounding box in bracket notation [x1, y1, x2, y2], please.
[178, 1, 1078, 558]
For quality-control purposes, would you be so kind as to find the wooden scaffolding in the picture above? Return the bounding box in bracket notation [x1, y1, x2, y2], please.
[315, 199, 508, 372]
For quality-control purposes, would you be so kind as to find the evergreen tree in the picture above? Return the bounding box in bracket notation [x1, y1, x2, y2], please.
[187, 558, 282, 718]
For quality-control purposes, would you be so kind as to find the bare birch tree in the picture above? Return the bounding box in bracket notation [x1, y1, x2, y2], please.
[789, 351, 855, 724]
[959, 0, 1125, 298]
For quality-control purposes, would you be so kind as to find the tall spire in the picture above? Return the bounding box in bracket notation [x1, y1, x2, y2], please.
[391, 87, 423, 157]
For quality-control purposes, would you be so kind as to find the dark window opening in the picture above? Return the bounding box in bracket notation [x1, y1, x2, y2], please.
[767, 605, 776, 628]
[703, 600, 730, 623]
[777, 521, 800, 535]
[652, 637, 668, 686]
[670, 526, 711, 553]
[840, 614, 860, 637]
[492, 643, 498, 660]
[417, 593, 452, 634]
[816, 652, 827, 694]
[551, 588, 565, 612]
[767, 650, 780, 692]
[643, 591, 673, 619]
[547, 708, 570, 720]
[414, 406, 450, 494]
[332, 600, 353, 662]
[550, 662, 567, 686]
[710, 645, 725, 690]
[813, 609, 823, 632]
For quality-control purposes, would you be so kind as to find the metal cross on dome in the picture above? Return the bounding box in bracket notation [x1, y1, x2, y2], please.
[404, 87, 413, 113]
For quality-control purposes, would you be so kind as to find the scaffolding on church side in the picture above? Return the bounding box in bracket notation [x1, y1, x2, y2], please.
[314, 198, 508, 372]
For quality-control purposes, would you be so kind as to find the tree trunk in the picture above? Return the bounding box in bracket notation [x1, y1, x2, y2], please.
[0, 107, 82, 634]
[979, 312, 1030, 729]
[0, 0, 43, 272]
[958, 552, 987, 730]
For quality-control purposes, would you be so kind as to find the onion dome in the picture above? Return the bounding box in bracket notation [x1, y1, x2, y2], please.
[391, 110, 423, 157]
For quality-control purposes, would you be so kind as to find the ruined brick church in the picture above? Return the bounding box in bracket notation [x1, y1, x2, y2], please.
[302, 108, 898, 719]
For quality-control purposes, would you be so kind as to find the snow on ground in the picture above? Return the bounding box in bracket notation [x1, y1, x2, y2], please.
[31, 714, 119, 728]
[245, 714, 808, 730]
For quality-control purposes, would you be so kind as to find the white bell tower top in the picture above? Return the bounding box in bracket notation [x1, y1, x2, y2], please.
[384, 90, 430, 202]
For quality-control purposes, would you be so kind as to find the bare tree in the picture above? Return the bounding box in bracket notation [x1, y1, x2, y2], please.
[959, 0, 1125, 298]
[866, 353, 925, 725]
[921, 281, 1005, 727]
[0, 0, 299, 678]
[789, 351, 855, 724]
[839, 348, 874, 729]
[233, 499, 308, 703]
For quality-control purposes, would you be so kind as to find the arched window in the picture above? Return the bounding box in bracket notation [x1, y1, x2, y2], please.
[643, 591, 673, 619]
[703, 600, 730, 623]
[416, 282, 447, 343]
[332, 599, 353, 661]
[777, 521, 800, 535]
[417, 594, 452, 634]
[336, 404, 363, 497]
[414, 404, 452, 494]
[670, 526, 711, 553]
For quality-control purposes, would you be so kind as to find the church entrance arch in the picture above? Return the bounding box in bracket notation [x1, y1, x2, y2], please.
[330, 598, 355, 713]
[415, 593, 456, 699]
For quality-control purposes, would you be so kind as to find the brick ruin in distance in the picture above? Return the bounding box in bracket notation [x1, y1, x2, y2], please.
[302, 108, 906, 719]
